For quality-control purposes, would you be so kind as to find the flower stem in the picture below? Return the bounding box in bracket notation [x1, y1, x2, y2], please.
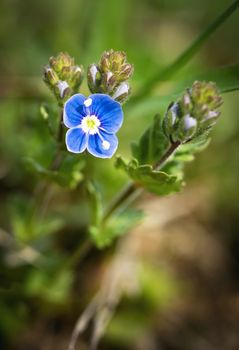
[57, 109, 64, 144]
[103, 140, 181, 222]
[102, 181, 139, 223]
[154, 140, 181, 170]
[33, 109, 64, 217]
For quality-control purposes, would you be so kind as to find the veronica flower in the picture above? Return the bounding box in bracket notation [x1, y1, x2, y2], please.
[63, 94, 123, 158]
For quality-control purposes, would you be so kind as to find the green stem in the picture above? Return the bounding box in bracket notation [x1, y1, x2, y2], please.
[103, 140, 181, 222]
[129, 0, 239, 105]
[102, 181, 139, 223]
[221, 86, 239, 94]
[64, 239, 93, 268]
[33, 109, 65, 216]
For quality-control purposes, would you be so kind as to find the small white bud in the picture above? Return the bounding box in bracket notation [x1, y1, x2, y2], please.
[112, 82, 129, 100]
[106, 71, 113, 82]
[89, 65, 99, 84]
[184, 94, 191, 105]
[184, 114, 197, 130]
[205, 110, 219, 120]
[57, 80, 69, 98]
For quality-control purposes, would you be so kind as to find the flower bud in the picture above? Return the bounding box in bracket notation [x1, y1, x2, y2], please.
[176, 114, 197, 142]
[43, 66, 59, 86]
[87, 64, 102, 93]
[101, 71, 117, 93]
[200, 109, 220, 129]
[163, 81, 223, 143]
[100, 50, 127, 73]
[43, 52, 84, 102]
[191, 81, 223, 113]
[56, 81, 71, 99]
[87, 49, 133, 102]
[181, 92, 193, 115]
[68, 65, 84, 90]
[112, 82, 131, 103]
[163, 102, 181, 138]
[49, 52, 74, 74]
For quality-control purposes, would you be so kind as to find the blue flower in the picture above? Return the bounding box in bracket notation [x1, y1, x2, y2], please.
[63, 93, 123, 158]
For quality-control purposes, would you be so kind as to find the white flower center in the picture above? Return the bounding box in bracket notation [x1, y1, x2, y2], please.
[81, 115, 100, 135]
[84, 98, 92, 107]
[80, 115, 111, 151]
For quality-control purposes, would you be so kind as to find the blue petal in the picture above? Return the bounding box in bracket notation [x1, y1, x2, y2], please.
[89, 94, 123, 133]
[65, 127, 87, 153]
[63, 94, 86, 128]
[87, 130, 118, 159]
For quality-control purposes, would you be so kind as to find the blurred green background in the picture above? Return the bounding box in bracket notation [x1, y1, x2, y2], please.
[0, 0, 239, 349]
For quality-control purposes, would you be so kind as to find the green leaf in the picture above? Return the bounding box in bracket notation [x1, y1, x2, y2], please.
[9, 195, 64, 243]
[58, 155, 85, 189]
[131, 114, 169, 165]
[39, 103, 59, 138]
[25, 268, 73, 304]
[89, 208, 143, 249]
[23, 155, 84, 189]
[115, 157, 183, 196]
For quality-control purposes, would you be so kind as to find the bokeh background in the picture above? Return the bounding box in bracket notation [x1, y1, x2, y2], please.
[0, 0, 239, 349]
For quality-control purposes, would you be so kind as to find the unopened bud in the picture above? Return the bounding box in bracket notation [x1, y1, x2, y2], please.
[201, 109, 220, 129]
[69, 65, 84, 91]
[163, 81, 223, 144]
[57, 81, 70, 99]
[112, 82, 130, 103]
[118, 63, 134, 81]
[100, 50, 127, 73]
[163, 102, 181, 138]
[49, 52, 74, 73]
[43, 52, 84, 102]
[43, 66, 59, 86]
[87, 49, 133, 100]
[176, 114, 197, 142]
[101, 71, 117, 93]
[87, 64, 102, 93]
[190, 81, 223, 119]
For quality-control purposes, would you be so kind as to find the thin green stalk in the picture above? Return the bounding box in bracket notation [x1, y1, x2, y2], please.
[33, 109, 64, 217]
[103, 140, 181, 222]
[129, 0, 239, 105]
[221, 86, 239, 94]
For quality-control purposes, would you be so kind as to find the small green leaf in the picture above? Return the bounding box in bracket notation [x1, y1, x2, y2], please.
[58, 155, 85, 189]
[23, 155, 84, 189]
[9, 195, 64, 243]
[131, 114, 169, 165]
[25, 268, 73, 304]
[115, 157, 183, 196]
[39, 103, 58, 138]
[89, 208, 143, 249]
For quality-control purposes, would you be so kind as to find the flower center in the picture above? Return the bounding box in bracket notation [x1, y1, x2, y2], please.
[80, 114, 111, 151]
[81, 115, 100, 135]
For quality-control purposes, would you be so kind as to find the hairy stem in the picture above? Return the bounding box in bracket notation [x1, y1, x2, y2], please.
[103, 140, 181, 222]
